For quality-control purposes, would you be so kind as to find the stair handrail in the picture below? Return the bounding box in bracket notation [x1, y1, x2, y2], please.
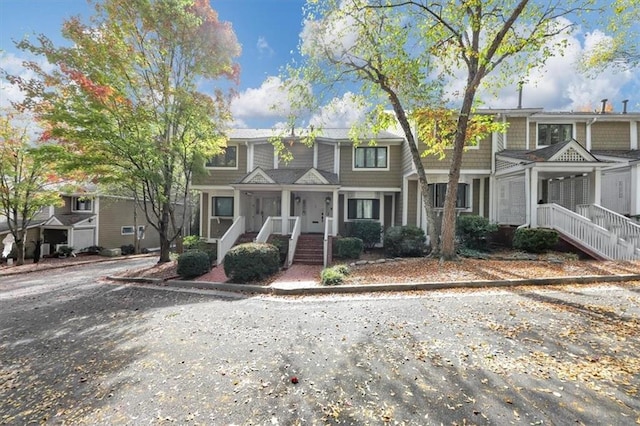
[323, 216, 335, 267]
[216, 216, 245, 265]
[286, 217, 301, 268]
[255, 216, 274, 243]
[577, 204, 640, 251]
[537, 203, 637, 260]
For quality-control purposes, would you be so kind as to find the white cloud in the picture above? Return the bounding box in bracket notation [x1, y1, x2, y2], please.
[256, 36, 274, 58]
[1, 51, 55, 110]
[309, 92, 365, 128]
[230, 76, 293, 122]
[476, 25, 637, 112]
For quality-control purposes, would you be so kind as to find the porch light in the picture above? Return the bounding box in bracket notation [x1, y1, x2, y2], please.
[325, 196, 331, 205]
[295, 196, 301, 204]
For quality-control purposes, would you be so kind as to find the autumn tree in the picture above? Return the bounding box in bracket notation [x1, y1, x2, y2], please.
[0, 114, 63, 265]
[288, 0, 599, 260]
[10, 0, 241, 262]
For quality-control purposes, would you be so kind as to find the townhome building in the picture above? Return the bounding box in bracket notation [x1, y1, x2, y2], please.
[193, 106, 640, 265]
[1, 193, 161, 258]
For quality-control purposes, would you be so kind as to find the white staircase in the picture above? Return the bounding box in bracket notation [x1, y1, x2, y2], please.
[537, 203, 640, 261]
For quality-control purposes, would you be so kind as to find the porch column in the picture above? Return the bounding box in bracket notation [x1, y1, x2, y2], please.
[233, 189, 241, 221]
[589, 169, 602, 205]
[332, 189, 339, 235]
[524, 168, 531, 226]
[281, 189, 290, 235]
[630, 163, 640, 216]
[530, 168, 539, 228]
[488, 176, 496, 222]
[479, 177, 486, 218]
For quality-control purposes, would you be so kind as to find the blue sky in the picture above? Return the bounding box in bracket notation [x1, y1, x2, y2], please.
[1, 0, 639, 129]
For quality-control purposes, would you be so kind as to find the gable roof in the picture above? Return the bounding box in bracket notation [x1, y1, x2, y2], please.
[234, 167, 339, 186]
[498, 139, 600, 163]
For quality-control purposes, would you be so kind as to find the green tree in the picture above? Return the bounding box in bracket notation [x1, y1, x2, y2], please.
[0, 114, 63, 265]
[10, 0, 241, 262]
[286, 0, 598, 260]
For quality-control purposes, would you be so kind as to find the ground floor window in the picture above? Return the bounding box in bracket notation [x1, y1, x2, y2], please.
[429, 183, 469, 208]
[212, 196, 234, 217]
[347, 199, 380, 219]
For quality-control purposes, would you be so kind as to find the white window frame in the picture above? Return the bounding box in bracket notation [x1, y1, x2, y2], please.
[72, 197, 93, 212]
[211, 196, 234, 218]
[121, 226, 135, 235]
[428, 182, 471, 210]
[353, 146, 389, 171]
[536, 123, 575, 147]
[205, 145, 238, 170]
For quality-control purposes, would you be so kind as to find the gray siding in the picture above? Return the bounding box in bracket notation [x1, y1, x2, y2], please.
[317, 143, 334, 173]
[339, 144, 402, 187]
[254, 143, 274, 169]
[591, 121, 631, 150]
[407, 180, 417, 226]
[420, 135, 492, 170]
[97, 197, 160, 250]
[507, 117, 527, 149]
[281, 141, 314, 168]
[194, 145, 248, 186]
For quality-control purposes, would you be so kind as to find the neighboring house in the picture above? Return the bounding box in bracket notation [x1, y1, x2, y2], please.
[193, 106, 640, 265]
[0, 193, 162, 258]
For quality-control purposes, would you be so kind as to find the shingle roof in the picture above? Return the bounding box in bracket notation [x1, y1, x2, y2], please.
[592, 149, 640, 160]
[499, 140, 574, 162]
[227, 128, 403, 141]
[51, 213, 96, 226]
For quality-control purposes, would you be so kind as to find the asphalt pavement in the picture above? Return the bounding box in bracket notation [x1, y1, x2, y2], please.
[1, 258, 638, 425]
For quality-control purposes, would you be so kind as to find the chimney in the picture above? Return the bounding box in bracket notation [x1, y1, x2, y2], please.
[600, 99, 608, 114]
[622, 99, 629, 114]
[517, 81, 524, 109]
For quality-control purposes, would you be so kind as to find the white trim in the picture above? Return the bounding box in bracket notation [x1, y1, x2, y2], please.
[71, 196, 94, 213]
[525, 116, 530, 150]
[199, 192, 204, 239]
[402, 177, 409, 225]
[631, 121, 638, 150]
[313, 144, 318, 169]
[534, 122, 576, 148]
[339, 186, 401, 192]
[247, 143, 254, 172]
[419, 169, 492, 175]
[334, 143, 340, 176]
[479, 177, 486, 217]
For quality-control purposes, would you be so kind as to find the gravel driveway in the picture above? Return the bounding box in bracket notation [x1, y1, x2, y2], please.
[1, 259, 639, 425]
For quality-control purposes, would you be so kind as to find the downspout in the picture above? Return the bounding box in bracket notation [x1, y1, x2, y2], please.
[586, 117, 597, 151]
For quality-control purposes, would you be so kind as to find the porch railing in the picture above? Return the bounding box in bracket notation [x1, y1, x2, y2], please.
[255, 216, 274, 243]
[537, 204, 638, 260]
[576, 204, 640, 254]
[217, 216, 245, 265]
[323, 217, 335, 267]
[287, 217, 301, 268]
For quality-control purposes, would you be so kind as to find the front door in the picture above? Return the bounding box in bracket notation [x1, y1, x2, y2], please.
[253, 196, 281, 231]
[305, 193, 327, 233]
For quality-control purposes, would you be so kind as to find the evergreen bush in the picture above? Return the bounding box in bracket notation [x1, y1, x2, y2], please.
[384, 225, 426, 257]
[348, 221, 381, 250]
[223, 243, 280, 283]
[512, 228, 559, 253]
[335, 237, 363, 259]
[177, 250, 211, 279]
[456, 215, 498, 250]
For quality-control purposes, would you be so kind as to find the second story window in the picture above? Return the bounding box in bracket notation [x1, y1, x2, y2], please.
[354, 146, 387, 169]
[537, 124, 572, 146]
[206, 146, 237, 168]
[73, 197, 93, 212]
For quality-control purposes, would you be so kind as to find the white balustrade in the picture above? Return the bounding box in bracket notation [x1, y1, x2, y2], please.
[217, 216, 245, 265]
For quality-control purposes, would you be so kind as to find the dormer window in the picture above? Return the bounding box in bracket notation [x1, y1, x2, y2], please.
[73, 197, 93, 212]
[206, 146, 237, 168]
[537, 124, 572, 146]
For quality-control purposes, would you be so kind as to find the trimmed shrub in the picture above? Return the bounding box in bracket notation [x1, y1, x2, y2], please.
[183, 237, 216, 266]
[224, 243, 280, 283]
[182, 235, 201, 249]
[384, 225, 426, 257]
[348, 221, 381, 250]
[120, 244, 135, 255]
[321, 264, 350, 286]
[456, 215, 498, 250]
[335, 237, 363, 259]
[512, 228, 559, 253]
[177, 250, 211, 279]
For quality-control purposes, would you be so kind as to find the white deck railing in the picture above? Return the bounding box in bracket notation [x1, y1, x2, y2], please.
[216, 216, 245, 265]
[537, 204, 638, 260]
[576, 204, 640, 254]
[323, 217, 335, 267]
[287, 217, 301, 268]
[255, 216, 274, 243]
